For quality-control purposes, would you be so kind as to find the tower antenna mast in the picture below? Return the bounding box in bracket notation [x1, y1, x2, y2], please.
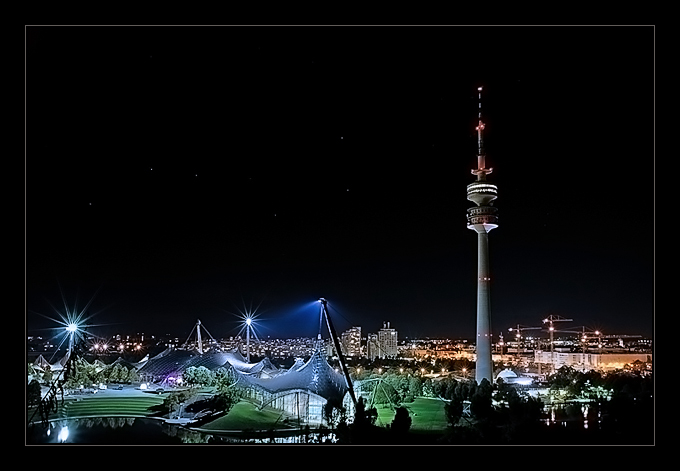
[472, 86, 493, 181]
[466, 86, 499, 384]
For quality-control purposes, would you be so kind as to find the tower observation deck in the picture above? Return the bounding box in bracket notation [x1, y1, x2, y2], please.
[466, 87, 498, 384]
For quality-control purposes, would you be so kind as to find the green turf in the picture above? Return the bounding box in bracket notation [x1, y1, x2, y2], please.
[34, 392, 449, 434]
[200, 397, 448, 433]
[197, 401, 295, 431]
[373, 397, 449, 432]
[58, 394, 166, 419]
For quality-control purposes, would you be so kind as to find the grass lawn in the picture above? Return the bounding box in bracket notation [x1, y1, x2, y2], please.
[32, 391, 449, 436]
[373, 397, 449, 432]
[57, 393, 166, 420]
[199, 397, 448, 433]
[197, 401, 295, 432]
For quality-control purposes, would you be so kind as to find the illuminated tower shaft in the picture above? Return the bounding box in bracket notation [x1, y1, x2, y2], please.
[466, 86, 498, 384]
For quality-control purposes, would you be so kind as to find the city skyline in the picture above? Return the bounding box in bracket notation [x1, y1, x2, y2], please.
[26, 26, 654, 341]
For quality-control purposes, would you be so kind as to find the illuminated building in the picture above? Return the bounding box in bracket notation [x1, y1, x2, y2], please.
[341, 326, 362, 358]
[368, 322, 398, 360]
[466, 86, 498, 384]
[533, 350, 652, 372]
[238, 346, 352, 425]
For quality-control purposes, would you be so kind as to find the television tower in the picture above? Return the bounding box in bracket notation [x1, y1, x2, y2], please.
[466, 86, 499, 384]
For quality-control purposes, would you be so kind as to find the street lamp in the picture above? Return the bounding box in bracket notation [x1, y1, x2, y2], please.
[65, 323, 78, 356]
[244, 316, 254, 362]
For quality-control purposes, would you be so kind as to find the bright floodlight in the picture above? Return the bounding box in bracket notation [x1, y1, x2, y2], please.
[246, 317, 252, 326]
[66, 323, 78, 333]
[58, 426, 69, 443]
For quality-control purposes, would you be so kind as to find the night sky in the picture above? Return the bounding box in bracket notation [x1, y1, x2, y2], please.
[26, 26, 654, 342]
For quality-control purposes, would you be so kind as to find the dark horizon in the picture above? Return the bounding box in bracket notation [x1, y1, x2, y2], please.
[26, 26, 654, 342]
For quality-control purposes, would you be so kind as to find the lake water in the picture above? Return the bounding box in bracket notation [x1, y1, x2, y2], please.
[26, 418, 336, 444]
[28, 418, 201, 444]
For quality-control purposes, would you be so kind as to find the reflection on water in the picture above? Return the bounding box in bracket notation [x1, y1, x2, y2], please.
[210, 432, 337, 444]
[542, 402, 603, 430]
[27, 417, 337, 444]
[28, 418, 187, 444]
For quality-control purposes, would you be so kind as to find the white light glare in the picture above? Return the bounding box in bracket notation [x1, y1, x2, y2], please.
[58, 426, 69, 443]
[66, 323, 78, 333]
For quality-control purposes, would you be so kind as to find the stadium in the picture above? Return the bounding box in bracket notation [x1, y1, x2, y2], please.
[133, 341, 353, 424]
[31, 306, 355, 427]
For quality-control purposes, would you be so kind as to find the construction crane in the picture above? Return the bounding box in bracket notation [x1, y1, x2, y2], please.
[542, 315, 573, 368]
[547, 325, 604, 353]
[507, 324, 542, 361]
[545, 326, 641, 354]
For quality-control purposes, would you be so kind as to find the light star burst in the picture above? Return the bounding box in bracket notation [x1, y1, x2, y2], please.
[30, 285, 111, 360]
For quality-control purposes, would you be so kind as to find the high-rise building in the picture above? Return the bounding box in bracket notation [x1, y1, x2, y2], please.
[466, 86, 499, 384]
[341, 326, 362, 358]
[367, 334, 379, 361]
[368, 321, 398, 360]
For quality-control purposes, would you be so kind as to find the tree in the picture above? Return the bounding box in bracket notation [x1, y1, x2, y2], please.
[109, 364, 122, 383]
[214, 366, 238, 392]
[127, 367, 140, 383]
[371, 379, 400, 406]
[162, 390, 195, 415]
[323, 397, 347, 431]
[391, 406, 412, 437]
[118, 365, 130, 383]
[349, 397, 379, 444]
[42, 365, 53, 384]
[28, 379, 42, 407]
[431, 378, 446, 398]
[422, 378, 434, 397]
[183, 366, 213, 388]
[444, 378, 459, 400]
[212, 366, 241, 413]
[162, 392, 181, 414]
[407, 376, 422, 398]
[445, 382, 469, 426]
[470, 378, 493, 421]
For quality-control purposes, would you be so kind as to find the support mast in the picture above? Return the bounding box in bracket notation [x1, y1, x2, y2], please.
[196, 319, 203, 354]
[319, 298, 357, 406]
